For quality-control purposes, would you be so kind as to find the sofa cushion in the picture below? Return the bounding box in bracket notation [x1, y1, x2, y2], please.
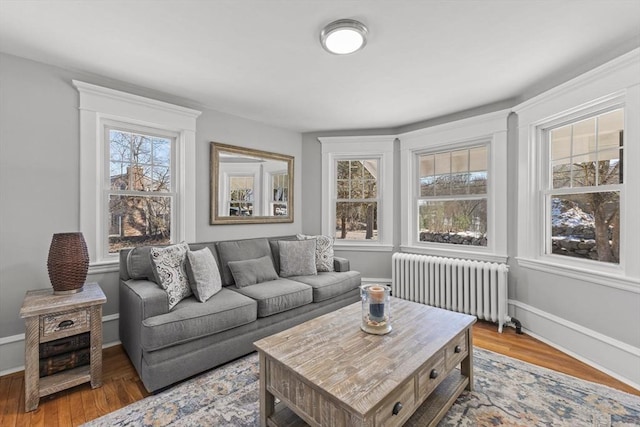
[297, 234, 335, 272]
[232, 278, 313, 317]
[289, 271, 361, 302]
[216, 238, 273, 286]
[150, 242, 192, 310]
[186, 247, 222, 302]
[278, 239, 317, 278]
[140, 287, 257, 351]
[228, 255, 279, 288]
[126, 246, 155, 281]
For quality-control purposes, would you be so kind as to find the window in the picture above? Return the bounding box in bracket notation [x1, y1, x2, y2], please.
[228, 175, 254, 216]
[75, 81, 201, 267]
[107, 126, 175, 253]
[335, 159, 379, 240]
[319, 136, 394, 251]
[417, 145, 488, 246]
[544, 108, 624, 264]
[271, 172, 288, 216]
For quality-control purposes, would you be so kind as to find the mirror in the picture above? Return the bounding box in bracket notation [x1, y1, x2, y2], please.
[210, 142, 294, 224]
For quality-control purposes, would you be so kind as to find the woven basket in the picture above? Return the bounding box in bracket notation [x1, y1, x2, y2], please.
[47, 232, 89, 294]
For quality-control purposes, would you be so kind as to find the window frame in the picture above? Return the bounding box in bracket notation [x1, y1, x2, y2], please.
[515, 48, 640, 288]
[75, 80, 201, 270]
[399, 110, 509, 263]
[319, 136, 395, 252]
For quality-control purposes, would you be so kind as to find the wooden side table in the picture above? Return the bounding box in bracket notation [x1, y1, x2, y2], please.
[19, 282, 106, 411]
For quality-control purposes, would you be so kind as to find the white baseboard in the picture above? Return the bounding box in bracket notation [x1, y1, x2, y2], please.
[0, 314, 121, 377]
[509, 300, 640, 391]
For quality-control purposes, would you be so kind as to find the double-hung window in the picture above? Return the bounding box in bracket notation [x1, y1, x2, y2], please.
[417, 145, 489, 247]
[107, 126, 176, 253]
[75, 81, 201, 267]
[543, 108, 624, 264]
[336, 159, 379, 240]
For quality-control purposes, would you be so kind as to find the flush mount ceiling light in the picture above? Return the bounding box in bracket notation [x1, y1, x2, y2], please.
[320, 19, 368, 55]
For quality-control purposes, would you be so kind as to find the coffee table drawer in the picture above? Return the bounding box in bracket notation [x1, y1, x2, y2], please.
[375, 378, 415, 427]
[445, 331, 469, 370]
[418, 352, 446, 399]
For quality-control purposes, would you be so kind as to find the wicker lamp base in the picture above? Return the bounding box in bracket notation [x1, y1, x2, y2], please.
[47, 232, 89, 295]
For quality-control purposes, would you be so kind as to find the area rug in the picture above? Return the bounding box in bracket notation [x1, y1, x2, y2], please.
[83, 348, 640, 426]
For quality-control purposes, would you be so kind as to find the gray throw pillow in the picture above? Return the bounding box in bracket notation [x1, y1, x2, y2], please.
[279, 239, 317, 278]
[186, 247, 222, 302]
[297, 234, 335, 272]
[149, 242, 192, 310]
[228, 255, 279, 288]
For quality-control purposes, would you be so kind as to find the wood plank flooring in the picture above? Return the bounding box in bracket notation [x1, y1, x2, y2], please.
[1, 321, 638, 426]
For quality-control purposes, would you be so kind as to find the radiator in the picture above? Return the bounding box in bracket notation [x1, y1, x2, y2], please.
[391, 253, 510, 332]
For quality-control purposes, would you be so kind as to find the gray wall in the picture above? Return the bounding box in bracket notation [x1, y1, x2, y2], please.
[0, 53, 301, 372]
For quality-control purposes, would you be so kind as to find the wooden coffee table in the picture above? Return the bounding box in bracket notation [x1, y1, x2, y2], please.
[254, 297, 476, 427]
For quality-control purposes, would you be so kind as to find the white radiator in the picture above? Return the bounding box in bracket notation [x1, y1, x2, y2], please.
[391, 253, 510, 332]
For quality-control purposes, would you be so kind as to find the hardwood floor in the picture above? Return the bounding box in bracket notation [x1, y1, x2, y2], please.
[1, 321, 638, 426]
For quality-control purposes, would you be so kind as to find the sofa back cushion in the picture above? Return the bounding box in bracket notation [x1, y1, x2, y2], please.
[126, 246, 156, 281]
[216, 238, 274, 286]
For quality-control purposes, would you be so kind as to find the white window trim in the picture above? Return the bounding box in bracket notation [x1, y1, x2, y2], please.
[74, 80, 201, 267]
[514, 48, 640, 287]
[319, 136, 395, 252]
[399, 110, 510, 263]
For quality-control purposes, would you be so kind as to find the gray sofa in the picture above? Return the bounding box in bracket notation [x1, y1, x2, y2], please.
[119, 236, 361, 392]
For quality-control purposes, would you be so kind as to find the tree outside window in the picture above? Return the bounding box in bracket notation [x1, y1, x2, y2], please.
[108, 129, 173, 253]
[335, 159, 378, 240]
[547, 108, 623, 263]
[417, 145, 488, 246]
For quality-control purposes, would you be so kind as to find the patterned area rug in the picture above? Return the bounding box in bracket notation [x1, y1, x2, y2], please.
[83, 348, 640, 426]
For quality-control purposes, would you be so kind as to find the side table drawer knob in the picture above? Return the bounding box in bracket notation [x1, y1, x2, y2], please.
[430, 369, 439, 379]
[392, 402, 403, 415]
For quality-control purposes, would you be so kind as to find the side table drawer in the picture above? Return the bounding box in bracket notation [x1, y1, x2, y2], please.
[375, 377, 416, 427]
[41, 309, 90, 341]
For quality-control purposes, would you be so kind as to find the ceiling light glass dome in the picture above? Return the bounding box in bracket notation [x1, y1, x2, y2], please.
[320, 19, 368, 55]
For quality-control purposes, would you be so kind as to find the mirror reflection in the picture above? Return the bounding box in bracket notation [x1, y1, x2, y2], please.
[211, 143, 294, 224]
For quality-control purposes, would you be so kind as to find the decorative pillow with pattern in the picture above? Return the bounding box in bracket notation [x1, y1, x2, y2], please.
[149, 242, 192, 310]
[297, 234, 335, 272]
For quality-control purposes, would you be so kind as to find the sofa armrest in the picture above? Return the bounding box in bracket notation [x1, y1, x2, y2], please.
[121, 279, 169, 320]
[334, 257, 350, 272]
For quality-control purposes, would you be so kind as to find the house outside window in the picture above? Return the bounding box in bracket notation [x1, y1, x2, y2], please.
[417, 145, 488, 247]
[107, 127, 176, 253]
[544, 108, 624, 264]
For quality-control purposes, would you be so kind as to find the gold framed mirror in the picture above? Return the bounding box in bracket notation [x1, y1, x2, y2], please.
[210, 142, 294, 224]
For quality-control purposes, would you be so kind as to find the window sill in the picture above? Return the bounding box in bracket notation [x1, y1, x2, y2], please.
[399, 245, 508, 264]
[88, 260, 119, 275]
[334, 243, 394, 252]
[516, 257, 640, 292]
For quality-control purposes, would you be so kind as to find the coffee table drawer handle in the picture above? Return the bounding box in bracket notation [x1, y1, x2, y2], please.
[454, 345, 462, 353]
[430, 369, 439, 379]
[392, 402, 403, 415]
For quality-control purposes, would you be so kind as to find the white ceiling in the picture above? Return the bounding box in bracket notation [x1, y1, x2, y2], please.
[1, 1, 639, 133]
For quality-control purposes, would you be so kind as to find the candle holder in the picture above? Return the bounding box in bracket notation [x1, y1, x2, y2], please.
[360, 284, 392, 335]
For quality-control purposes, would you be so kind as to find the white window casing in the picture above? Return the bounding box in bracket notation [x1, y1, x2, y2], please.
[514, 48, 640, 288]
[319, 136, 395, 251]
[399, 110, 510, 263]
[74, 80, 201, 269]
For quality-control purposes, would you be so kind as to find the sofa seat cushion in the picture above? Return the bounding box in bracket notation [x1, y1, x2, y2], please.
[140, 287, 257, 351]
[232, 279, 313, 317]
[289, 271, 361, 302]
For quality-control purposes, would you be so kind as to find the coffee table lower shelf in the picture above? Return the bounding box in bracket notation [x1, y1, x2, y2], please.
[267, 370, 469, 427]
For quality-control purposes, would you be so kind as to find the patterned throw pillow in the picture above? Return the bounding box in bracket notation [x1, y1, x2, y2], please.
[149, 242, 192, 310]
[297, 234, 335, 272]
[278, 239, 317, 277]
